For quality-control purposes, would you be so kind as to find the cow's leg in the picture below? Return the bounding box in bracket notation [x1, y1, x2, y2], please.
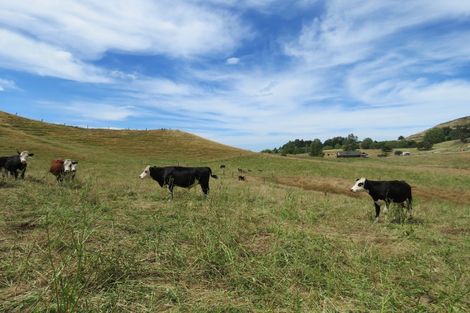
[382, 200, 389, 221]
[200, 182, 209, 197]
[374, 201, 381, 223]
[20, 166, 26, 179]
[406, 198, 413, 219]
[167, 180, 174, 199]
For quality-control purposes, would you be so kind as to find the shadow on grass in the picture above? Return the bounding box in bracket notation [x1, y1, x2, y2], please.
[12, 220, 38, 231]
[25, 176, 48, 184]
[0, 180, 17, 188]
[388, 216, 424, 225]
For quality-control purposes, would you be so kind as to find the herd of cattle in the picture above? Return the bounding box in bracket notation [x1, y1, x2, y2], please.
[1, 150, 413, 222]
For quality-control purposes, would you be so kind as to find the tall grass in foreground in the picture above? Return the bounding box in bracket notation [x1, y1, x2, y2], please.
[1, 154, 469, 312]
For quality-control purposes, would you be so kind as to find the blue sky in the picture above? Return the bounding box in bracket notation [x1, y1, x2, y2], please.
[1, 0, 470, 151]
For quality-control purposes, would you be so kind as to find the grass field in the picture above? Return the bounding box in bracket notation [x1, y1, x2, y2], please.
[1, 112, 469, 312]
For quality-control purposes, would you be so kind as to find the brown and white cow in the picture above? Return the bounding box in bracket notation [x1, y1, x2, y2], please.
[49, 159, 78, 182]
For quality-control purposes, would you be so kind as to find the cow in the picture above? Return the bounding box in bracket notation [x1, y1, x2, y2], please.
[139, 165, 218, 198]
[237, 168, 246, 173]
[350, 177, 413, 223]
[238, 175, 246, 181]
[0, 151, 34, 179]
[49, 159, 78, 182]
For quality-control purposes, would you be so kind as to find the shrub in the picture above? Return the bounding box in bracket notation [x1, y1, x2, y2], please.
[381, 143, 392, 153]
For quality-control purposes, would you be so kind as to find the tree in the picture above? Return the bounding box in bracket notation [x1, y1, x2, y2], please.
[343, 133, 359, 151]
[398, 135, 405, 140]
[424, 128, 446, 144]
[361, 137, 374, 149]
[309, 139, 323, 157]
[324, 136, 346, 148]
[417, 139, 433, 150]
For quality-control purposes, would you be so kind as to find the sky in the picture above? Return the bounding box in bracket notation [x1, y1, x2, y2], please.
[1, 0, 470, 151]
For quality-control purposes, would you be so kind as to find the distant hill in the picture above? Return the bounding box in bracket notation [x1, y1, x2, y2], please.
[0, 111, 250, 163]
[407, 116, 470, 141]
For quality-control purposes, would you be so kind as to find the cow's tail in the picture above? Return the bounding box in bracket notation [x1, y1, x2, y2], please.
[406, 193, 413, 220]
[209, 167, 218, 179]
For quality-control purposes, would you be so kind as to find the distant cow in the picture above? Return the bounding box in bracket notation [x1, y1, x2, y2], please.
[49, 159, 78, 182]
[220, 165, 226, 169]
[0, 151, 34, 179]
[350, 178, 413, 222]
[139, 165, 218, 198]
[237, 168, 246, 173]
[238, 175, 246, 181]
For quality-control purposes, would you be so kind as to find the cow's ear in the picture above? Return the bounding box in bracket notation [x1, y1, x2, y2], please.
[17, 150, 21, 155]
[355, 178, 359, 181]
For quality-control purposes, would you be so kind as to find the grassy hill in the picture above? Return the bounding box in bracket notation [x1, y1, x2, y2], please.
[0, 111, 250, 163]
[1, 112, 469, 312]
[407, 115, 470, 141]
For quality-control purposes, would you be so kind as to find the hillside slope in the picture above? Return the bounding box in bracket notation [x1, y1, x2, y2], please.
[0, 111, 250, 163]
[407, 116, 470, 141]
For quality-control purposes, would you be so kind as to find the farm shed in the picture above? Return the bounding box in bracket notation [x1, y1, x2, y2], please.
[336, 151, 368, 158]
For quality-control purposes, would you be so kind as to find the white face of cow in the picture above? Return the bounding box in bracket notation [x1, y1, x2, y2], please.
[351, 177, 366, 192]
[64, 159, 78, 172]
[19, 151, 34, 163]
[139, 165, 151, 179]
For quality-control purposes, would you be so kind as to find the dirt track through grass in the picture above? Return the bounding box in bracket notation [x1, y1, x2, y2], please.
[271, 175, 470, 205]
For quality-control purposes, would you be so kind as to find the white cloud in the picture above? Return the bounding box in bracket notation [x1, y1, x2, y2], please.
[0, 29, 109, 82]
[201, 0, 319, 14]
[45, 102, 140, 121]
[0, 78, 17, 91]
[226, 57, 240, 65]
[0, 1, 250, 83]
[0, 0, 248, 60]
[284, 0, 470, 68]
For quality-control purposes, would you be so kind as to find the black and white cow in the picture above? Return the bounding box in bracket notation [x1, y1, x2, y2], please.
[139, 165, 218, 198]
[350, 177, 413, 222]
[0, 151, 34, 179]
